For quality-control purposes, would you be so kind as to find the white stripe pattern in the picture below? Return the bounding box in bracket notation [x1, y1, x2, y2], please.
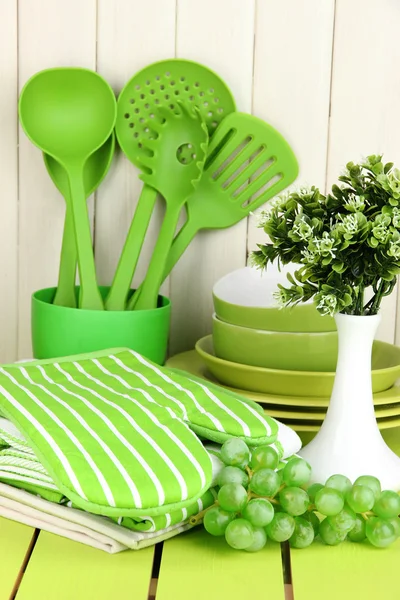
[75, 360, 208, 493]
[24, 366, 142, 508]
[0, 373, 87, 500]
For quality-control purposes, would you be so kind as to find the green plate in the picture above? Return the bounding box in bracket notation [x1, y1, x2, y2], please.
[195, 335, 400, 397]
[166, 349, 400, 409]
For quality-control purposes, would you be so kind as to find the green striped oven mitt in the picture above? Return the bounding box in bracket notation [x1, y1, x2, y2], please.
[0, 348, 298, 520]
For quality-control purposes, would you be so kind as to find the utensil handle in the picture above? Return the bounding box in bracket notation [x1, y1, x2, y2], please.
[105, 184, 158, 310]
[131, 204, 182, 311]
[126, 218, 198, 310]
[53, 199, 77, 308]
[67, 166, 103, 310]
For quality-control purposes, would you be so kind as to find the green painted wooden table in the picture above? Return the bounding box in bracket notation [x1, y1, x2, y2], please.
[2, 424, 400, 600]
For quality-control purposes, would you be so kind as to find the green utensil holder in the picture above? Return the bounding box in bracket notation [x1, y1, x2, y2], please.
[31, 287, 171, 364]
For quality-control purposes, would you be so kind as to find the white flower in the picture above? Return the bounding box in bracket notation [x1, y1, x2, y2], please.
[317, 294, 338, 316]
[311, 232, 336, 258]
[301, 248, 316, 264]
[388, 240, 400, 259]
[344, 194, 365, 212]
[291, 216, 314, 241]
[339, 213, 359, 234]
[392, 207, 400, 228]
[273, 288, 288, 308]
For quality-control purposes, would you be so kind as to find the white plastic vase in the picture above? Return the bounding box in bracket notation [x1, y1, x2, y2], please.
[299, 312, 400, 490]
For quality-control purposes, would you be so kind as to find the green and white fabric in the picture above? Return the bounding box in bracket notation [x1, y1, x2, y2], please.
[0, 348, 292, 520]
[0, 482, 200, 554]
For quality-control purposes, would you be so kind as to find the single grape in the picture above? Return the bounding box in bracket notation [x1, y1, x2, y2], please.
[327, 505, 356, 533]
[353, 475, 381, 501]
[302, 510, 320, 536]
[386, 516, 400, 538]
[218, 483, 248, 512]
[366, 516, 397, 548]
[218, 466, 249, 488]
[325, 474, 352, 496]
[346, 485, 375, 513]
[225, 518, 254, 550]
[307, 483, 324, 503]
[245, 527, 267, 552]
[347, 515, 366, 542]
[373, 490, 400, 519]
[279, 487, 310, 516]
[250, 468, 281, 497]
[289, 517, 315, 549]
[203, 506, 234, 536]
[319, 517, 347, 545]
[250, 445, 279, 471]
[220, 438, 250, 468]
[315, 488, 344, 516]
[266, 512, 295, 542]
[282, 457, 312, 486]
[243, 498, 274, 527]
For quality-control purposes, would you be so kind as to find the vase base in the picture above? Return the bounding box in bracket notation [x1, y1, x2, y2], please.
[299, 434, 400, 490]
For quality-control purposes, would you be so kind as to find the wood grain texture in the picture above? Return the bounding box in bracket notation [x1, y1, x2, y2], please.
[0, 0, 18, 363]
[291, 537, 400, 600]
[95, 0, 176, 297]
[157, 528, 285, 600]
[327, 0, 400, 343]
[17, 0, 97, 358]
[0, 517, 35, 600]
[168, 0, 255, 356]
[17, 531, 155, 600]
[248, 0, 335, 251]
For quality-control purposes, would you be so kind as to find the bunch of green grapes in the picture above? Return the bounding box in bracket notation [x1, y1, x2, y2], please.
[195, 438, 400, 552]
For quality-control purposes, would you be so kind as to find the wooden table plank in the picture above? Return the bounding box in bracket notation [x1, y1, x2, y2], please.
[0, 517, 35, 600]
[156, 528, 285, 600]
[291, 538, 400, 600]
[16, 531, 155, 600]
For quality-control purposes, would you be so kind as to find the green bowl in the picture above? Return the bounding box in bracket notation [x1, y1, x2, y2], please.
[195, 335, 400, 397]
[212, 314, 338, 371]
[213, 266, 336, 332]
[31, 287, 171, 364]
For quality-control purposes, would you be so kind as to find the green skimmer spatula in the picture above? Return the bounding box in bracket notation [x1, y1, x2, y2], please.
[44, 133, 115, 308]
[127, 112, 299, 307]
[106, 59, 235, 310]
[129, 103, 208, 310]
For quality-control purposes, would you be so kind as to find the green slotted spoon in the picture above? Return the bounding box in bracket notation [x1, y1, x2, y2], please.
[106, 59, 235, 311]
[127, 112, 299, 305]
[19, 67, 117, 310]
[44, 132, 115, 308]
[129, 103, 208, 311]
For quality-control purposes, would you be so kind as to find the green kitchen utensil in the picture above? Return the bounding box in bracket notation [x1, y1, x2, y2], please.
[44, 132, 115, 308]
[106, 58, 236, 311]
[129, 103, 208, 310]
[19, 67, 117, 310]
[128, 112, 299, 305]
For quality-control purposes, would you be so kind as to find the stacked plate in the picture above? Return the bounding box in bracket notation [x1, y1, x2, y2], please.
[166, 266, 400, 436]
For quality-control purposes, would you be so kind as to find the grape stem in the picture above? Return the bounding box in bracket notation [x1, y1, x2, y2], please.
[250, 493, 279, 505]
[361, 511, 373, 521]
[189, 502, 218, 526]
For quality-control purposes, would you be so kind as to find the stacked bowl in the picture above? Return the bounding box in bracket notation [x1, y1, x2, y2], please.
[167, 265, 400, 441]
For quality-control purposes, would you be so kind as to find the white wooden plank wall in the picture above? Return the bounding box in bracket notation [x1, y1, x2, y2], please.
[0, 0, 399, 361]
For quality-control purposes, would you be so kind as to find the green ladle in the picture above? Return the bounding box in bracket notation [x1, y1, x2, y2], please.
[44, 132, 115, 308]
[19, 67, 117, 310]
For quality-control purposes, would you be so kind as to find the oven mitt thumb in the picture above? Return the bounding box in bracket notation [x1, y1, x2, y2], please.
[0, 348, 298, 521]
